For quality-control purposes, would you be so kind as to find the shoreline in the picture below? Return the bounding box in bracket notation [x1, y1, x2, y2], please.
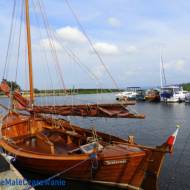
[0, 89, 121, 98]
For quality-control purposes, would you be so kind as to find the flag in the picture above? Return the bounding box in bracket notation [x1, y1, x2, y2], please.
[166, 125, 180, 152]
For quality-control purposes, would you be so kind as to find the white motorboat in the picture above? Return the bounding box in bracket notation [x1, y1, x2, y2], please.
[160, 86, 187, 103]
[116, 87, 140, 101]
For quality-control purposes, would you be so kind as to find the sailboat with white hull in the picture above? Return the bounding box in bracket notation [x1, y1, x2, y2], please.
[159, 51, 187, 103]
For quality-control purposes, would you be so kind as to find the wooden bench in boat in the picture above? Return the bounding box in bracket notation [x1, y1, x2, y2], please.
[43, 128, 85, 145]
[7, 128, 85, 155]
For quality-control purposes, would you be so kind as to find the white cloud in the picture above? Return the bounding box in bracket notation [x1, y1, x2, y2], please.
[93, 42, 119, 55]
[163, 59, 186, 72]
[175, 59, 186, 71]
[163, 62, 171, 70]
[56, 26, 86, 43]
[108, 17, 121, 28]
[125, 45, 138, 54]
[93, 65, 105, 78]
[40, 39, 62, 51]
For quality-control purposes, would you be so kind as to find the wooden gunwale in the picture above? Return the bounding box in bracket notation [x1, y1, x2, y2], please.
[0, 139, 145, 160]
[112, 141, 169, 153]
[0, 139, 88, 160]
[1, 119, 29, 129]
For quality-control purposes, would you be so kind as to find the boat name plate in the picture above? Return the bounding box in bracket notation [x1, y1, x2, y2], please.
[104, 159, 127, 165]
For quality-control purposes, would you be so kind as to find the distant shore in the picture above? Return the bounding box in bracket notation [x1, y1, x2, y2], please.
[1, 83, 189, 98]
[0, 89, 122, 98]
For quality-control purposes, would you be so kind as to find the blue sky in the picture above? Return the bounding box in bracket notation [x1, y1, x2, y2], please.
[0, 0, 190, 89]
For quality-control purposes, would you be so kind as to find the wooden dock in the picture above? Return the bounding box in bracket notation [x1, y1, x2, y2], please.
[0, 153, 34, 190]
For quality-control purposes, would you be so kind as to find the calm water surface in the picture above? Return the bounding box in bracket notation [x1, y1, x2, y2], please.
[0, 93, 190, 190]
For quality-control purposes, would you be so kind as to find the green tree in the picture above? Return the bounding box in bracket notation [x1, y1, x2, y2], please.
[182, 83, 190, 91]
[34, 88, 40, 93]
[3, 79, 21, 91]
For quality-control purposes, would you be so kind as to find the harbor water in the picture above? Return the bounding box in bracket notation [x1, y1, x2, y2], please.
[0, 93, 190, 190]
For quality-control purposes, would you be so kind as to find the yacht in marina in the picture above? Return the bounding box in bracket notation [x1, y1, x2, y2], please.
[160, 86, 188, 103]
[116, 87, 140, 101]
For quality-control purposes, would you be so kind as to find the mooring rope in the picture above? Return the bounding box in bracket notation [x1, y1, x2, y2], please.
[23, 154, 96, 190]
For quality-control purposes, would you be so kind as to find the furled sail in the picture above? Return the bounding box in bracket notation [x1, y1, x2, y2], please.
[0, 80, 144, 119]
[32, 104, 145, 119]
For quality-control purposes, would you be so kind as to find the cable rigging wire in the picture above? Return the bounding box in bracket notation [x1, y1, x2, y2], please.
[39, 0, 132, 114]
[38, 0, 119, 104]
[32, 0, 70, 125]
[62, 0, 131, 109]
[3, 0, 16, 80]
[64, 0, 119, 89]
[25, 1, 132, 114]
[15, 0, 24, 82]
[39, 2, 113, 98]
[36, 0, 117, 99]
[31, 0, 55, 94]
[33, 0, 69, 112]
[36, 0, 67, 93]
[67, 0, 136, 114]
[38, 0, 106, 104]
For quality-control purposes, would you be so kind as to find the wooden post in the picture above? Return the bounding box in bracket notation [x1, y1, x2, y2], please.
[25, 0, 34, 104]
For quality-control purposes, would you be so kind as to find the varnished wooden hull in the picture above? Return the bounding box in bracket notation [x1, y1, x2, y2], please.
[0, 138, 147, 188]
[14, 155, 145, 186]
[0, 113, 170, 189]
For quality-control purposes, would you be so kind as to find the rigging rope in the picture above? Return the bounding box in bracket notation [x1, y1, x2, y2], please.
[33, 0, 124, 109]
[15, 0, 24, 82]
[36, 0, 67, 93]
[41, 14, 120, 105]
[64, 0, 119, 89]
[3, 0, 16, 80]
[32, 0, 71, 124]
[2, 0, 135, 116]
[63, 0, 131, 111]
[36, 0, 104, 106]
[31, 0, 55, 99]
[24, 157, 91, 190]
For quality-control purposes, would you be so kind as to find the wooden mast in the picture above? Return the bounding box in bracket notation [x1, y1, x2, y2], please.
[25, 0, 34, 104]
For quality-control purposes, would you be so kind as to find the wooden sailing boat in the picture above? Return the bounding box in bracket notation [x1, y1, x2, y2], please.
[0, 1, 180, 190]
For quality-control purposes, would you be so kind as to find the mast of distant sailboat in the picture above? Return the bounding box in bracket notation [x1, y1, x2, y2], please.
[160, 48, 167, 88]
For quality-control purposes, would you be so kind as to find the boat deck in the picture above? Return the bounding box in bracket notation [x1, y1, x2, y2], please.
[8, 128, 145, 159]
[12, 132, 79, 155]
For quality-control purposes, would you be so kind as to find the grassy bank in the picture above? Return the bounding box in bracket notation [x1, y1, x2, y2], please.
[0, 89, 122, 97]
[182, 83, 190, 91]
[35, 89, 121, 96]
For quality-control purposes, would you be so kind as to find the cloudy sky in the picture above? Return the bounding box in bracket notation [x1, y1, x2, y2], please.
[0, 0, 190, 89]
